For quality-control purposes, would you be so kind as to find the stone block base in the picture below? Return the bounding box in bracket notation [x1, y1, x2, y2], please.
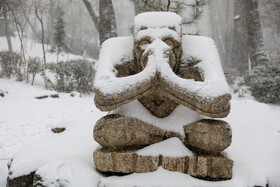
[93, 149, 233, 181]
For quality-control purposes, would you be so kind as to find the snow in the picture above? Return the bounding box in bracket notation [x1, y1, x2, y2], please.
[0, 37, 94, 62]
[94, 34, 229, 100]
[134, 12, 182, 36]
[137, 137, 193, 157]
[111, 100, 202, 136]
[135, 27, 181, 41]
[160, 35, 230, 98]
[0, 78, 280, 186]
[94, 36, 157, 95]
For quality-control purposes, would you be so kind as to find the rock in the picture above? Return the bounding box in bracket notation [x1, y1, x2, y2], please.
[94, 114, 184, 149]
[51, 127, 66, 133]
[35, 93, 59, 99]
[93, 148, 233, 180]
[70, 91, 81, 97]
[135, 155, 159, 173]
[184, 119, 232, 155]
[6, 172, 35, 187]
[49, 94, 59, 98]
[0, 89, 6, 97]
[162, 156, 187, 173]
[188, 156, 233, 180]
[35, 95, 48, 99]
[94, 149, 114, 172]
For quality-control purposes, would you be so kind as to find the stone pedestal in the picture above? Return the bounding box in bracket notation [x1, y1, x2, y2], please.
[93, 149, 233, 180]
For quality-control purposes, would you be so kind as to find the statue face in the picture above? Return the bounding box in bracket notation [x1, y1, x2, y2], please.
[134, 26, 182, 73]
[132, 26, 182, 118]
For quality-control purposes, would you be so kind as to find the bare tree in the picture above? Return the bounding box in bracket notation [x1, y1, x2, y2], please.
[246, 0, 268, 69]
[83, 0, 99, 31]
[5, 0, 27, 81]
[33, 1, 47, 65]
[83, 0, 117, 45]
[99, 0, 117, 44]
[1, 0, 13, 51]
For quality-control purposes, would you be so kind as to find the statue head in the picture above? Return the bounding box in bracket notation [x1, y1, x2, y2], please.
[133, 12, 182, 73]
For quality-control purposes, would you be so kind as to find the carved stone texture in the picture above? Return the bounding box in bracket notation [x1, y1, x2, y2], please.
[94, 114, 184, 149]
[93, 149, 233, 180]
[188, 156, 233, 180]
[138, 87, 178, 118]
[184, 119, 232, 155]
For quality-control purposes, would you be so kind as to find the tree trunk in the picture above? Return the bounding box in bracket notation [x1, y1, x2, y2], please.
[99, 0, 117, 45]
[231, 0, 249, 74]
[48, 0, 55, 49]
[35, 9, 47, 65]
[83, 0, 99, 31]
[246, 0, 268, 68]
[3, 2, 13, 52]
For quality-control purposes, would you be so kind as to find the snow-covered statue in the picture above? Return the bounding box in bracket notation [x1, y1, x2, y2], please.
[93, 12, 233, 181]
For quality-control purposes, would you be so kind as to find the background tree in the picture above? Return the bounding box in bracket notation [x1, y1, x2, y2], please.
[83, 0, 117, 45]
[208, 0, 268, 75]
[130, 0, 207, 35]
[1, 0, 13, 51]
[54, 6, 66, 63]
[246, 0, 268, 69]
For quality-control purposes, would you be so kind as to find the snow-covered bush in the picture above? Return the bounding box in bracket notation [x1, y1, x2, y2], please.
[55, 59, 95, 93]
[27, 57, 41, 85]
[245, 62, 280, 103]
[0, 51, 23, 80]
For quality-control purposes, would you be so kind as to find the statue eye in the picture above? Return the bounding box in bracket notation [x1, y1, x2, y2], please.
[140, 40, 150, 46]
[164, 39, 174, 48]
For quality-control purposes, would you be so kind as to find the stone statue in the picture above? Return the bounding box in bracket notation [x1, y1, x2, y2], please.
[93, 12, 233, 180]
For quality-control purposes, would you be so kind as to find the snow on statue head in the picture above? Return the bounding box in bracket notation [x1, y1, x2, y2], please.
[93, 12, 234, 181]
[133, 12, 182, 72]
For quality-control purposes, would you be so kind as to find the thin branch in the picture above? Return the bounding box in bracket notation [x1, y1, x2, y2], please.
[82, 0, 99, 31]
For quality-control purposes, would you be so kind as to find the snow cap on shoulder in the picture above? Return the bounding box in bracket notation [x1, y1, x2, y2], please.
[134, 12, 182, 35]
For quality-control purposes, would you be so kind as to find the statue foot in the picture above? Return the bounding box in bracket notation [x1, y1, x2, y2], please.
[94, 114, 184, 149]
[184, 119, 232, 155]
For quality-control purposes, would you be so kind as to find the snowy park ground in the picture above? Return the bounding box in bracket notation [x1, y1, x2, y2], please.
[0, 77, 280, 187]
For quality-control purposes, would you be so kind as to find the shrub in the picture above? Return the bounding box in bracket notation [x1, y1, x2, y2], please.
[55, 59, 95, 93]
[244, 62, 280, 103]
[27, 57, 41, 85]
[0, 51, 23, 80]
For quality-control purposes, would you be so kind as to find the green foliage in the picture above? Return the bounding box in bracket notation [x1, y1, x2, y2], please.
[0, 51, 23, 80]
[245, 62, 280, 103]
[55, 59, 95, 93]
[54, 6, 66, 54]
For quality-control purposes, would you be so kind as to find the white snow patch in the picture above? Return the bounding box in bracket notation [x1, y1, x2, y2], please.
[111, 100, 202, 136]
[95, 36, 157, 95]
[159, 35, 230, 98]
[0, 37, 94, 63]
[137, 137, 193, 157]
[134, 12, 182, 35]
[34, 160, 100, 187]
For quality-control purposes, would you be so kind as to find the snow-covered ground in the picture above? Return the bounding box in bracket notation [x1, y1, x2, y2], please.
[0, 78, 280, 187]
[0, 36, 93, 62]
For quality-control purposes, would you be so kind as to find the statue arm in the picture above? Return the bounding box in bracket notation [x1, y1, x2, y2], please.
[159, 58, 231, 118]
[94, 59, 157, 111]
